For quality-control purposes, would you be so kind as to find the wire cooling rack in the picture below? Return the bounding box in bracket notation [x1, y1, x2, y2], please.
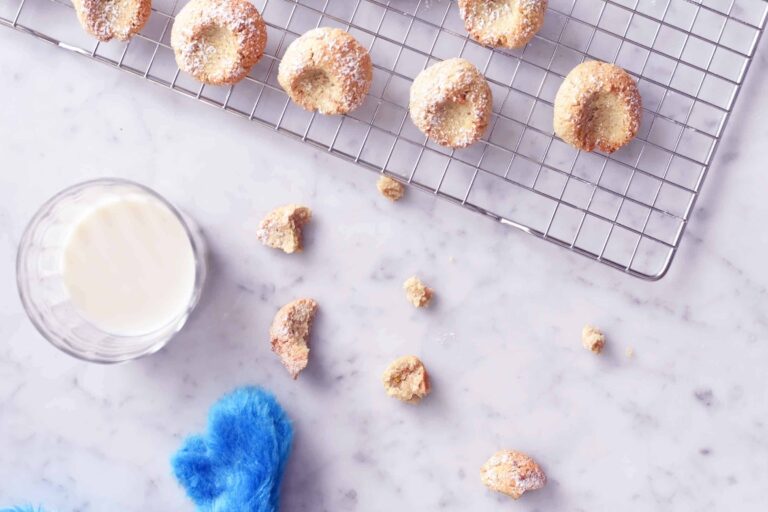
[2, 0, 766, 279]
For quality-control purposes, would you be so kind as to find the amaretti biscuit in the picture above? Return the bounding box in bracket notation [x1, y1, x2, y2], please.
[409, 58, 492, 148]
[458, 0, 548, 48]
[73, 0, 152, 41]
[278, 27, 373, 115]
[171, 0, 267, 85]
[554, 61, 641, 153]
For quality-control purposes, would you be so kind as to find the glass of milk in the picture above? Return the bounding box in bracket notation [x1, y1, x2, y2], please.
[16, 179, 207, 363]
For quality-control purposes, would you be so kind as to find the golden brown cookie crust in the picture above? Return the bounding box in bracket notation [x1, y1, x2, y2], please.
[256, 204, 312, 254]
[72, 0, 152, 42]
[409, 58, 493, 149]
[553, 60, 641, 153]
[481, 450, 546, 499]
[270, 298, 318, 379]
[581, 324, 606, 354]
[377, 176, 405, 201]
[278, 27, 373, 115]
[171, 0, 267, 85]
[382, 355, 431, 403]
[458, 0, 548, 48]
[403, 276, 433, 308]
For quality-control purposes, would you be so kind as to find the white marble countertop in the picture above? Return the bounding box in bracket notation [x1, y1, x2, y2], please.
[2, 13, 768, 512]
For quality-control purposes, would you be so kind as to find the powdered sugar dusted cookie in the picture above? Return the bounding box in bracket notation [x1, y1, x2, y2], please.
[458, 0, 548, 48]
[73, 0, 152, 41]
[554, 61, 641, 153]
[278, 27, 373, 115]
[171, 0, 267, 85]
[409, 58, 492, 148]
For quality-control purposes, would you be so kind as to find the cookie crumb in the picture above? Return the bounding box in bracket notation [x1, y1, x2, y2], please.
[377, 175, 405, 201]
[270, 298, 318, 379]
[625, 346, 634, 358]
[480, 450, 546, 500]
[382, 355, 430, 403]
[436, 331, 456, 346]
[403, 276, 433, 308]
[257, 204, 311, 254]
[581, 324, 605, 354]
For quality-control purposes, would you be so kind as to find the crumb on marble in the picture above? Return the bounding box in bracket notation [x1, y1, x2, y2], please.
[382, 355, 430, 403]
[403, 276, 433, 308]
[270, 298, 318, 379]
[581, 324, 605, 354]
[377, 175, 405, 201]
[480, 450, 546, 500]
[436, 331, 456, 346]
[256, 204, 312, 254]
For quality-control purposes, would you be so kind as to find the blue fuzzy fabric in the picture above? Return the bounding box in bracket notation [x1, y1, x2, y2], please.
[171, 387, 293, 512]
[1, 508, 46, 512]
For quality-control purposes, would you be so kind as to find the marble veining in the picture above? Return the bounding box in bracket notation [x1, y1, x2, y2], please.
[1, 20, 768, 512]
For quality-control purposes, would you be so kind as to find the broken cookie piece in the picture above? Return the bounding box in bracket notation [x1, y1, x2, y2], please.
[581, 324, 606, 354]
[377, 175, 405, 201]
[270, 298, 318, 379]
[403, 276, 433, 308]
[382, 355, 430, 404]
[481, 450, 546, 500]
[257, 204, 312, 254]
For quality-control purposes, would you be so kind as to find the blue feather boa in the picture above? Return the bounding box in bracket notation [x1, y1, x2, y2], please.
[171, 386, 294, 512]
[2, 387, 293, 512]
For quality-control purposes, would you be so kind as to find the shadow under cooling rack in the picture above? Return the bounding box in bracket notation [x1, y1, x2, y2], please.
[2, 0, 766, 280]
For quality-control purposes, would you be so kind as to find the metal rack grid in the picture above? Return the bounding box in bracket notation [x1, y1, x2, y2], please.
[2, 0, 766, 280]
